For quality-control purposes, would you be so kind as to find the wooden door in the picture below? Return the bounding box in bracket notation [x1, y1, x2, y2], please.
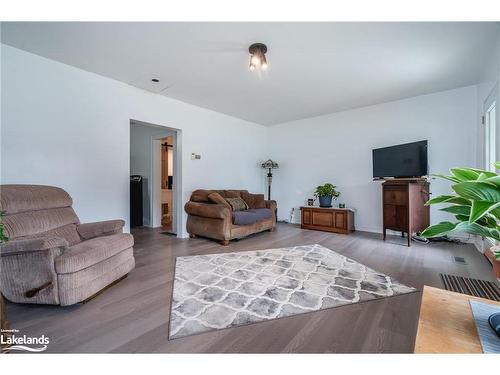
[302, 209, 311, 225]
[312, 210, 333, 227]
[334, 211, 346, 230]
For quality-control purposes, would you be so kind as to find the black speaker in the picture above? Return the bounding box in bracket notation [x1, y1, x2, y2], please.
[130, 175, 143, 227]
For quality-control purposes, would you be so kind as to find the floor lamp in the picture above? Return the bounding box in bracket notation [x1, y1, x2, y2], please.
[261, 159, 279, 200]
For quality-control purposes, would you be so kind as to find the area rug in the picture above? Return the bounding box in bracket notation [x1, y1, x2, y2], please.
[169, 244, 417, 339]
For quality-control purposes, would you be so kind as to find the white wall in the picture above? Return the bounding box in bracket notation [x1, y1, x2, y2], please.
[474, 26, 500, 253]
[0, 43, 485, 238]
[476, 27, 500, 169]
[1, 44, 268, 236]
[129, 123, 171, 227]
[268, 86, 478, 233]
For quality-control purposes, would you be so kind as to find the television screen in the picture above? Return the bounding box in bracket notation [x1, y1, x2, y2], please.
[372, 140, 428, 178]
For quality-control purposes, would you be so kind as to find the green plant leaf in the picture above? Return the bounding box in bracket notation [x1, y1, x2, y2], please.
[467, 168, 496, 177]
[450, 168, 480, 181]
[432, 174, 461, 183]
[477, 173, 489, 181]
[495, 161, 500, 170]
[483, 175, 500, 187]
[454, 222, 500, 241]
[420, 222, 457, 238]
[452, 181, 500, 203]
[491, 207, 500, 221]
[439, 205, 470, 215]
[469, 201, 500, 223]
[425, 195, 455, 206]
[455, 214, 470, 222]
[478, 215, 498, 228]
[443, 196, 471, 205]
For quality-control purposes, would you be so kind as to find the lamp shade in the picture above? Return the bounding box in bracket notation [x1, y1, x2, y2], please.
[261, 159, 279, 169]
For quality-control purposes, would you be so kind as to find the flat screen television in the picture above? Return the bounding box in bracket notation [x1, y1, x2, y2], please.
[372, 140, 428, 179]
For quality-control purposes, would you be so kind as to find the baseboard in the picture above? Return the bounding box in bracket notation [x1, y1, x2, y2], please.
[278, 219, 480, 246]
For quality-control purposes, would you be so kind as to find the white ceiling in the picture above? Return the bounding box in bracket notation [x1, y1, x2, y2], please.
[2, 22, 498, 125]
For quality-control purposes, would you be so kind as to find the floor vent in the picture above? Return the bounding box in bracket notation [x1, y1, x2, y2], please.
[441, 274, 500, 301]
[452, 256, 467, 264]
[161, 231, 176, 236]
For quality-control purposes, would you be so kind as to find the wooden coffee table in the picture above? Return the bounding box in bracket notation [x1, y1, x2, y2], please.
[415, 286, 500, 353]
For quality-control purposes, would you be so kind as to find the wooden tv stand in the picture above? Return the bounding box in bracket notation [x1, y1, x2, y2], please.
[300, 206, 355, 234]
[382, 179, 430, 246]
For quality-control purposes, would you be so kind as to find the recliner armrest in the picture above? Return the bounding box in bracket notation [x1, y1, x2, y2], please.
[77, 219, 125, 240]
[0, 236, 68, 257]
[185, 201, 231, 220]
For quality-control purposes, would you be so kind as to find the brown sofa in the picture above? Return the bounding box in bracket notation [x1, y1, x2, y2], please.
[185, 189, 277, 245]
[0, 185, 135, 306]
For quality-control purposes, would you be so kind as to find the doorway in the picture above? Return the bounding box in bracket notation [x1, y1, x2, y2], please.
[130, 120, 181, 235]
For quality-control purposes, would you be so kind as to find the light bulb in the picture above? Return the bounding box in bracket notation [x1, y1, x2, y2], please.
[249, 64, 256, 71]
[261, 54, 268, 70]
[251, 55, 261, 66]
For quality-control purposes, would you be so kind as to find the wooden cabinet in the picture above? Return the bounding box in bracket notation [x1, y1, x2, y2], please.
[300, 207, 354, 234]
[382, 179, 430, 246]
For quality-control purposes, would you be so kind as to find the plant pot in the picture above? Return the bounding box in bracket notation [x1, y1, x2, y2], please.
[486, 246, 500, 279]
[318, 196, 333, 208]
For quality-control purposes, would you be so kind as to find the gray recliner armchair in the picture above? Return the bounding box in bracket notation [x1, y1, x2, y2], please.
[0, 185, 135, 306]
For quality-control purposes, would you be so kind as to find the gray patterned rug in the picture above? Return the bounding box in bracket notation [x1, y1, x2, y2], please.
[169, 244, 417, 339]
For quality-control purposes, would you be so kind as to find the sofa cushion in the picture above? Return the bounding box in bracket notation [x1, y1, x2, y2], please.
[224, 190, 244, 198]
[207, 192, 232, 209]
[191, 189, 212, 202]
[55, 233, 134, 274]
[247, 208, 273, 221]
[232, 211, 258, 225]
[232, 208, 272, 225]
[225, 197, 248, 211]
[0, 185, 73, 215]
[4, 207, 80, 240]
[19, 223, 81, 246]
[241, 192, 266, 209]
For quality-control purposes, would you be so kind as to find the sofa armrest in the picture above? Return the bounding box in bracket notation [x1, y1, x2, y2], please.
[185, 201, 231, 220]
[265, 200, 277, 212]
[0, 236, 68, 257]
[77, 219, 125, 240]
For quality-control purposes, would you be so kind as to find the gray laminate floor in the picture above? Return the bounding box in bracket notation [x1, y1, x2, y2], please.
[5, 223, 497, 353]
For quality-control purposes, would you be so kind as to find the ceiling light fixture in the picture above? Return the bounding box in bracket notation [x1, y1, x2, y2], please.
[249, 43, 268, 71]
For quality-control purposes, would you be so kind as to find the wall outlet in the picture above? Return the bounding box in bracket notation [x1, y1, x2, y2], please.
[191, 153, 201, 160]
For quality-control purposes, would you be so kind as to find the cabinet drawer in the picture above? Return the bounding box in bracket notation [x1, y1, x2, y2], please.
[383, 189, 407, 205]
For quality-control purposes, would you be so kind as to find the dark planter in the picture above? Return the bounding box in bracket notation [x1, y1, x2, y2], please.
[318, 196, 333, 207]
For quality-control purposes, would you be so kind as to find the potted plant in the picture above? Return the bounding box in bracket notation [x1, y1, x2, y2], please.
[0, 210, 8, 243]
[420, 163, 499, 261]
[314, 183, 340, 208]
[420, 162, 499, 335]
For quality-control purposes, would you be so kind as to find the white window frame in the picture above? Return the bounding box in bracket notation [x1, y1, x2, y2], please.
[483, 84, 498, 172]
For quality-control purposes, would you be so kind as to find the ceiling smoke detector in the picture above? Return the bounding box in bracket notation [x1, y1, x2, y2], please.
[248, 43, 268, 71]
